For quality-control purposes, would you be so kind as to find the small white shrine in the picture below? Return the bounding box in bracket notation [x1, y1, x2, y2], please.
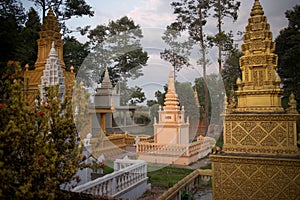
[137, 69, 213, 165]
[39, 42, 65, 101]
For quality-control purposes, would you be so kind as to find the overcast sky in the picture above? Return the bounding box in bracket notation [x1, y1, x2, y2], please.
[24, 0, 300, 101]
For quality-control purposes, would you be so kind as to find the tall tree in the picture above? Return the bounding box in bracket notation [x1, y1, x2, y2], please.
[83, 16, 148, 87]
[160, 23, 193, 81]
[194, 74, 224, 127]
[209, 0, 240, 73]
[15, 7, 41, 69]
[63, 36, 90, 73]
[170, 0, 210, 78]
[0, 0, 25, 69]
[170, 0, 211, 131]
[275, 5, 300, 112]
[29, 0, 94, 34]
[0, 61, 86, 199]
[29, 0, 94, 20]
[222, 48, 242, 96]
[119, 83, 146, 106]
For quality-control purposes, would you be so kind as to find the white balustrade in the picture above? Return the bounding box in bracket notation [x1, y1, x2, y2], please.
[72, 159, 148, 198]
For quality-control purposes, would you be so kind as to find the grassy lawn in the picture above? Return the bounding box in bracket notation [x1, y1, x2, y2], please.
[200, 163, 212, 170]
[103, 160, 114, 174]
[147, 166, 194, 188]
[103, 162, 194, 189]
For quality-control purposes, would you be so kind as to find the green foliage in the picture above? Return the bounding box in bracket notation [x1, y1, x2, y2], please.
[209, 0, 241, 72]
[170, 0, 211, 77]
[15, 7, 41, 69]
[146, 99, 158, 107]
[160, 25, 193, 79]
[84, 16, 148, 87]
[222, 48, 242, 96]
[119, 83, 146, 106]
[194, 75, 224, 125]
[181, 191, 195, 200]
[275, 5, 300, 112]
[200, 163, 212, 170]
[63, 36, 90, 73]
[0, 0, 25, 69]
[129, 86, 146, 105]
[176, 82, 200, 121]
[29, 0, 94, 21]
[147, 166, 193, 188]
[134, 114, 151, 125]
[154, 85, 168, 106]
[0, 61, 83, 199]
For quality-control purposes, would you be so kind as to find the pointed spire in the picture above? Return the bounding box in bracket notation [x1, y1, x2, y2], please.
[235, 0, 284, 113]
[250, 0, 264, 16]
[101, 67, 113, 89]
[224, 93, 229, 114]
[167, 69, 176, 93]
[164, 68, 179, 111]
[47, 7, 55, 17]
[49, 42, 58, 58]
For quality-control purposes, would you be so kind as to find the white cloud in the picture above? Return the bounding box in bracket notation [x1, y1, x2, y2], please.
[127, 0, 175, 28]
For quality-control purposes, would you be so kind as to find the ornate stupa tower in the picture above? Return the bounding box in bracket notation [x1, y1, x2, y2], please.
[24, 8, 74, 105]
[39, 42, 65, 101]
[236, 0, 283, 113]
[210, 0, 300, 199]
[154, 69, 189, 144]
[92, 67, 120, 134]
[35, 7, 65, 70]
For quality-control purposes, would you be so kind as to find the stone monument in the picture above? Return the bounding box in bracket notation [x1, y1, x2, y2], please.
[211, 0, 300, 199]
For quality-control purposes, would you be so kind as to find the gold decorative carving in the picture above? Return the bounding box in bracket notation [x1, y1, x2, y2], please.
[211, 155, 300, 200]
[211, 1, 300, 199]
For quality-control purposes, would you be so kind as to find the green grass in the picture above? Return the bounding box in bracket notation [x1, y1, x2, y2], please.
[147, 166, 194, 188]
[216, 138, 224, 147]
[200, 163, 212, 170]
[103, 160, 114, 174]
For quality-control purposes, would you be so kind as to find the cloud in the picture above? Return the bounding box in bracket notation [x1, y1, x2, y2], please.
[127, 0, 175, 28]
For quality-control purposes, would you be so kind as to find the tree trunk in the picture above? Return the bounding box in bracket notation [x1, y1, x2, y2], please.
[217, 0, 222, 74]
[198, 2, 209, 133]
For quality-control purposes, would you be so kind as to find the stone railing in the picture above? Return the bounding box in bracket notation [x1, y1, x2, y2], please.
[137, 138, 212, 157]
[137, 142, 188, 156]
[157, 169, 212, 200]
[125, 134, 153, 146]
[72, 158, 149, 198]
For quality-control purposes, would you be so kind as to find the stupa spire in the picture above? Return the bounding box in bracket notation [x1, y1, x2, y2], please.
[101, 67, 113, 89]
[49, 42, 58, 58]
[35, 7, 65, 70]
[164, 68, 179, 111]
[235, 0, 283, 113]
[250, 0, 264, 16]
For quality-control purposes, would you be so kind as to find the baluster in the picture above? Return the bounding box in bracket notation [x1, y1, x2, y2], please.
[103, 181, 107, 196]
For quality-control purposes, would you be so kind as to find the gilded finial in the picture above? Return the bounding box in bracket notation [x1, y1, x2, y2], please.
[111, 101, 115, 112]
[250, 0, 264, 16]
[70, 66, 74, 73]
[25, 64, 29, 71]
[287, 92, 298, 114]
[224, 93, 229, 113]
[47, 7, 54, 17]
[236, 77, 242, 90]
[228, 86, 237, 111]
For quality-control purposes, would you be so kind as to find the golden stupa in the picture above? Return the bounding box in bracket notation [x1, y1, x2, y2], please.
[24, 8, 75, 105]
[210, 0, 300, 199]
